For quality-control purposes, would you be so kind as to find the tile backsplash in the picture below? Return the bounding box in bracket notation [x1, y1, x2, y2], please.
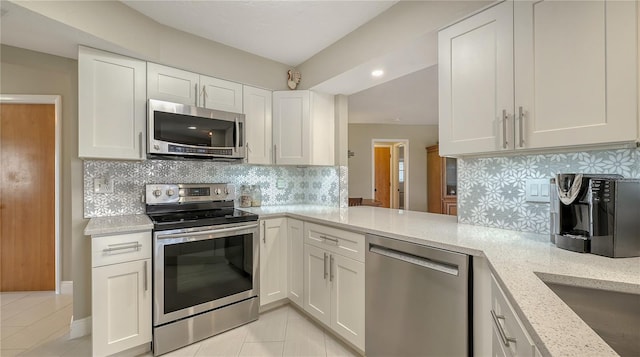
[84, 160, 345, 218]
[458, 148, 640, 234]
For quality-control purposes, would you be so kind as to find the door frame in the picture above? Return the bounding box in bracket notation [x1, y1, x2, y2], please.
[1, 94, 62, 293]
[370, 139, 409, 210]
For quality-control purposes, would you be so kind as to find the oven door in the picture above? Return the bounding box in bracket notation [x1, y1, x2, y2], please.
[153, 222, 259, 326]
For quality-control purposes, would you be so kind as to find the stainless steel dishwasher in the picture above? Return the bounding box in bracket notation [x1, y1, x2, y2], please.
[366, 234, 472, 356]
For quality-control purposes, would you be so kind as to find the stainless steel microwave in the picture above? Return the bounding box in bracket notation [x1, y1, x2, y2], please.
[147, 99, 245, 160]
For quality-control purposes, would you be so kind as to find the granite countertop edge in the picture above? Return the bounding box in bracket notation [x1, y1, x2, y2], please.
[85, 206, 639, 356]
[241, 205, 639, 357]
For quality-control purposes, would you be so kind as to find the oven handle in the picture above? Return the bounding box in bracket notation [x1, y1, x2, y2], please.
[156, 223, 258, 240]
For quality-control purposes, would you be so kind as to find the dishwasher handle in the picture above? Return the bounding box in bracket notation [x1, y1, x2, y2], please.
[369, 245, 459, 276]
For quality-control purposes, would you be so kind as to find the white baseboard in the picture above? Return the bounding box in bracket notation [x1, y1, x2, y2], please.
[60, 280, 73, 295]
[69, 316, 92, 339]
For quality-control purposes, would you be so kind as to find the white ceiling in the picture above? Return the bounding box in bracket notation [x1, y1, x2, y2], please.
[349, 65, 439, 125]
[121, 1, 397, 67]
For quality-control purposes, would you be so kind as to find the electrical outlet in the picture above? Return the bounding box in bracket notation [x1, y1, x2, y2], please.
[94, 178, 114, 194]
[525, 178, 549, 203]
[276, 179, 286, 189]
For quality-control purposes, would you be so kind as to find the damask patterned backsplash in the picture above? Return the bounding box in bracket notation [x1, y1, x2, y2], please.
[84, 160, 346, 218]
[457, 148, 640, 234]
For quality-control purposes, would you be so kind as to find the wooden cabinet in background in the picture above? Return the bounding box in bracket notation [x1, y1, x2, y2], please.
[427, 145, 457, 215]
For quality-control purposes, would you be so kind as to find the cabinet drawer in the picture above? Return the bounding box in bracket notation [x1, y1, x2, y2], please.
[304, 223, 365, 262]
[491, 274, 536, 357]
[92, 231, 151, 267]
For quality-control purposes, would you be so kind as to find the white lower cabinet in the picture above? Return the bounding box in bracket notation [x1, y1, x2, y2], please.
[260, 218, 288, 306]
[490, 274, 537, 357]
[303, 223, 365, 351]
[91, 231, 151, 357]
[287, 218, 304, 307]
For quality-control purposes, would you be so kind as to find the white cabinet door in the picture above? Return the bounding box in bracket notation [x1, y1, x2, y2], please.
[303, 244, 331, 326]
[78, 46, 146, 160]
[287, 219, 304, 307]
[514, 0, 638, 149]
[147, 63, 200, 106]
[260, 218, 287, 306]
[438, 1, 514, 156]
[92, 259, 151, 357]
[310, 91, 335, 166]
[330, 253, 365, 351]
[243, 85, 273, 164]
[200, 75, 243, 113]
[273, 90, 310, 165]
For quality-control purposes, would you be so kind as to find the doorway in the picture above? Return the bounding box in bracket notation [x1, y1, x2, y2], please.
[371, 139, 409, 209]
[0, 95, 61, 292]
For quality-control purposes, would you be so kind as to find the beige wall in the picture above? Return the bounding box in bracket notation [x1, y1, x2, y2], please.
[13, 0, 290, 91]
[0, 45, 84, 299]
[348, 124, 438, 212]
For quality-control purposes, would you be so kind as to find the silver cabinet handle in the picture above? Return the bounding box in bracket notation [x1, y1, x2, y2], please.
[491, 309, 517, 347]
[138, 132, 143, 159]
[369, 245, 459, 276]
[273, 144, 277, 164]
[143, 260, 148, 291]
[320, 235, 339, 244]
[502, 109, 508, 149]
[330, 254, 335, 282]
[518, 106, 525, 148]
[201, 85, 208, 106]
[194, 83, 199, 106]
[234, 117, 239, 154]
[324, 252, 328, 280]
[103, 242, 141, 254]
[262, 221, 266, 244]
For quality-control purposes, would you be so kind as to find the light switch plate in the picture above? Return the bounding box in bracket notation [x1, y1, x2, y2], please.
[94, 178, 114, 194]
[525, 178, 550, 203]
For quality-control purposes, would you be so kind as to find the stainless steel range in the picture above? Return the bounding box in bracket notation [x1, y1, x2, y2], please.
[146, 183, 259, 356]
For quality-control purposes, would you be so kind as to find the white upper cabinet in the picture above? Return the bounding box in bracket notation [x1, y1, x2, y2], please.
[147, 63, 243, 113]
[201, 75, 243, 113]
[79, 46, 147, 160]
[514, 0, 638, 149]
[439, 0, 638, 156]
[147, 63, 199, 106]
[273, 90, 335, 166]
[243, 85, 273, 164]
[439, 1, 514, 156]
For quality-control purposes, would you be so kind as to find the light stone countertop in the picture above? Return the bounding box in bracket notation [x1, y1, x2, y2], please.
[84, 214, 153, 236]
[242, 205, 640, 357]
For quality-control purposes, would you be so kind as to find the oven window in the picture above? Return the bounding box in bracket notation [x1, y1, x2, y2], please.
[163, 233, 253, 314]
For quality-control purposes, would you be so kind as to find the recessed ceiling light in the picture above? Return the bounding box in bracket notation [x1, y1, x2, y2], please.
[371, 69, 384, 77]
[187, 126, 197, 130]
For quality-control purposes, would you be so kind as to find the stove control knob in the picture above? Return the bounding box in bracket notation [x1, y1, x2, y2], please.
[153, 189, 162, 197]
[214, 188, 222, 195]
[166, 189, 175, 197]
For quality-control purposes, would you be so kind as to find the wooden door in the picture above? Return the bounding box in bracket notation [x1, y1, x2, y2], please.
[374, 147, 391, 208]
[1, 103, 55, 291]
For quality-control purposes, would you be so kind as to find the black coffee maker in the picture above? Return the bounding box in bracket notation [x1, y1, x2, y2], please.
[550, 173, 640, 258]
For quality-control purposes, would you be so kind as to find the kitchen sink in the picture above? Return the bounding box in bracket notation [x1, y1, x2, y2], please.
[544, 282, 640, 357]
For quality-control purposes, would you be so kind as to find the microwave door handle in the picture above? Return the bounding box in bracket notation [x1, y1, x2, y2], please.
[235, 117, 239, 153]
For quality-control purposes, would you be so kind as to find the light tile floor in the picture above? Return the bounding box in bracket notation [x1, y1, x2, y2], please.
[2, 291, 360, 357]
[1, 290, 73, 356]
